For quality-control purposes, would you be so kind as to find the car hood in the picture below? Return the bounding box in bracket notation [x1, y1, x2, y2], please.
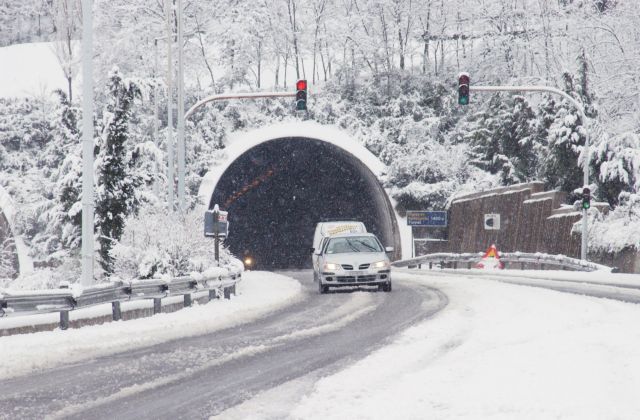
[323, 252, 388, 266]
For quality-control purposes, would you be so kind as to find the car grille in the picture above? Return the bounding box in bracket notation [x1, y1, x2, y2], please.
[336, 275, 377, 283]
[341, 264, 353, 270]
[359, 263, 370, 270]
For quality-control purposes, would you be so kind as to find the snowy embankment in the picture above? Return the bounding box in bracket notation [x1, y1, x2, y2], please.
[0, 271, 302, 380]
[0, 185, 34, 277]
[225, 270, 640, 420]
[0, 42, 68, 98]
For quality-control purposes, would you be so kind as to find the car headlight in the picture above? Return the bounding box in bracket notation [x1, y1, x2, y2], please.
[324, 262, 341, 271]
[372, 260, 390, 269]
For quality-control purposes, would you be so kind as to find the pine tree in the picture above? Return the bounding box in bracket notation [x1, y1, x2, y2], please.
[95, 67, 142, 275]
[542, 71, 589, 194]
[466, 94, 538, 185]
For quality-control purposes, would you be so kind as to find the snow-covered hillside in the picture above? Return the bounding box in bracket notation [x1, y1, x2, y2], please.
[0, 41, 69, 98]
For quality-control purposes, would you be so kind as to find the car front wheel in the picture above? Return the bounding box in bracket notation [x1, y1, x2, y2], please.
[319, 281, 328, 294]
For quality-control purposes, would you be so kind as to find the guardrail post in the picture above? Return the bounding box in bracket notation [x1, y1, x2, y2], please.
[184, 293, 192, 307]
[418, 263, 422, 269]
[153, 298, 162, 314]
[521, 262, 525, 270]
[428, 262, 432, 269]
[231, 284, 236, 296]
[224, 287, 231, 300]
[440, 260, 444, 270]
[453, 261, 458, 269]
[60, 310, 69, 330]
[467, 261, 472, 269]
[112, 301, 121, 321]
[208, 289, 217, 301]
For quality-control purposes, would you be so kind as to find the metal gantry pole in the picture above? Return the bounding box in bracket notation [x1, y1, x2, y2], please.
[81, 0, 94, 287]
[470, 85, 591, 261]
[177, 0, 185, 212]
[165, 0, 174, 211]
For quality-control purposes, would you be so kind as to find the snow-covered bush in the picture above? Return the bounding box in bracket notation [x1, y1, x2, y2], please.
[589, 192, 640, 253]
[110, 206, 234, 280]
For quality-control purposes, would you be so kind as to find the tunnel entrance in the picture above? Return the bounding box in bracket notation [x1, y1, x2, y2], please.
[209, 137, 400, 270]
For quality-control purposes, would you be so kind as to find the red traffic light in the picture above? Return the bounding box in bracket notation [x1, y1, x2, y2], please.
[296, 79, 307, 91]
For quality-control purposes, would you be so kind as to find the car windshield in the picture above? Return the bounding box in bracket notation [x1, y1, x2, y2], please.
[325, 236, 382, 254]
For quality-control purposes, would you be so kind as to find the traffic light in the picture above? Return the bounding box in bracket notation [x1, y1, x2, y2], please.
[458, 73, 470, 105]
[296, 79, 307, 111]
[582, 187, 591, 210]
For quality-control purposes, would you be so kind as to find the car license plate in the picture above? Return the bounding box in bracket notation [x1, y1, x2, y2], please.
[351, 271, 364, 276]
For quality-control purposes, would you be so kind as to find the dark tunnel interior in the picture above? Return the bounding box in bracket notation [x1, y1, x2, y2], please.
[209, 137, 399, 269]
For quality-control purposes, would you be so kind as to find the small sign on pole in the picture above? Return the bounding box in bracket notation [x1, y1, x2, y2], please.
[205, 205, 229, 264]
[205, 208, 229, 238]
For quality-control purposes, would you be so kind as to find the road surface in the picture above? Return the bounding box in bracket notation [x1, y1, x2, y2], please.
[0, 270, 447, 419]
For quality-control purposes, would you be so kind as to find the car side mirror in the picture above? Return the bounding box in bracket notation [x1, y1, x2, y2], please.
[310, 247, 315, 254]
[385, 247, 394, 253]
[314, 250, 322, 256]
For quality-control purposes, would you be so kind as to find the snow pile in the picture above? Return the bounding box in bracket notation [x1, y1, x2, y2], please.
[289, 271, 640, 419]
[0, 271, 302, 379]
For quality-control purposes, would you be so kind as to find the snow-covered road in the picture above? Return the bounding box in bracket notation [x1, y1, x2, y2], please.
[1, 269, 639, 419]
[0, 270, 446, 419]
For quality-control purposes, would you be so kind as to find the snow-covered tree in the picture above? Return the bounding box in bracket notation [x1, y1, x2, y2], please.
[465, 94, 539, 185]
[594, 131, 640, 206]
[95, 67, 143, 275]
[542, 72, 589, 193]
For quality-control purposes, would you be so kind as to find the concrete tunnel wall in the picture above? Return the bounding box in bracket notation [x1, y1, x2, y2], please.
[197, 122, 411, 269]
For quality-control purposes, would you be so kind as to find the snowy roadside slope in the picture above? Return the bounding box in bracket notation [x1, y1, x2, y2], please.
[0, 42, 68, 98]
[288, 271, 640, 420]
[0, 271, 302, 380]
[0, 185, 34, 276]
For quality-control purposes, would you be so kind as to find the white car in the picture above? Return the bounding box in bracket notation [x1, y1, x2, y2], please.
[314, 232, 393, 294]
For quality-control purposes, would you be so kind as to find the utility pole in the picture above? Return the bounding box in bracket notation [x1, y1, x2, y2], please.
[177, 0, 186, 212]
[461, 78, 591, 261]
[153, 39, 160, 198]
[81, 0, 94, 287]
[165, 0, 174, 211]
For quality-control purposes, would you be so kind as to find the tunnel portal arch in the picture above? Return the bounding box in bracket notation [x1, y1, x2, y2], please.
[197, 122, 410, 269]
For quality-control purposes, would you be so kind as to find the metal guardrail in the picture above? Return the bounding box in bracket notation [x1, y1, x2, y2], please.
[0, 269, 243, 325]
[392, 252, 612, 272]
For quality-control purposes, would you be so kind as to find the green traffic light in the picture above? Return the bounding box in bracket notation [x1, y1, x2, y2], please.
[458, 96, 469, 105]
[582, 201, 590, 210]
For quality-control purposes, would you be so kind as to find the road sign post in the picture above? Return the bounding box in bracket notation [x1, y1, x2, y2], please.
[214, 207, 219, 263]
[407, 211, 448, 258]
[205, 205, 229, 264]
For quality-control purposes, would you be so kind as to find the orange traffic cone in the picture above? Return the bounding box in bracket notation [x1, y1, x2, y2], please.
[475, 244, 505, 269]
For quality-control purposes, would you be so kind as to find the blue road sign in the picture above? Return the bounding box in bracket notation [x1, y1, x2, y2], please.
[406, 211, 447, 227]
